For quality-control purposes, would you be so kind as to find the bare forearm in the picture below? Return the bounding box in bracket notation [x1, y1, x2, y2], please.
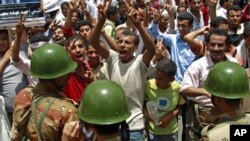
[90, 20, 105, 49]
[64, 11, 74, 29]
[101, 31, 118, 51]
[181, 87, 210, 97]
[137, 24, 155, 53]
[12, 34, 22, 62]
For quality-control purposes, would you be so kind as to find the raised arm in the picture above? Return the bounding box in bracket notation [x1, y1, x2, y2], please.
[183, 26, 209, 56]
[89, 0, 111, 59]
[11, 14, 26, 62]
[101, 30, 119, 52]
[64, 0, 80, 29]
[164, 2, 175, 32]
[128, 9, 155, 67]
[209, 0, 217, 21]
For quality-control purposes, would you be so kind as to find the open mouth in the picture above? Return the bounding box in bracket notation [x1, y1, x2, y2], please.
[119, 50, 127, 57]
[75, 54, 84, 61]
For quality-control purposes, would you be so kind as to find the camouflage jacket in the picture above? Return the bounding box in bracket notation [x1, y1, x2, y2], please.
[200, 110, 250, 141]
[10, 82, 79, 141]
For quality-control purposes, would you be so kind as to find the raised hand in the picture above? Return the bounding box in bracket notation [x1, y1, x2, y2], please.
[15, 13, 26, 36]
[152, 8, 160, 24]
[198, 26, 210, 35]
[69, 0, 80, 11]
[209, 0, 218, 8]
[128, 9, 141, 27]
[49, 20, 60, 32]
[62, 121, 83, 141]
[97, 0, 112, 22]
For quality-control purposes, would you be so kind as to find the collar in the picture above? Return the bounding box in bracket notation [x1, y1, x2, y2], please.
[217, 109, 245, 124]
[187, 8, 202, 18]
[33, 81, 78, 106]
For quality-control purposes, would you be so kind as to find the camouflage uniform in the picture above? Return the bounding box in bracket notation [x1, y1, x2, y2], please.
[200, 111, 250, 141]
[241, 69, 250, 113]
[10, 82, 79, 141]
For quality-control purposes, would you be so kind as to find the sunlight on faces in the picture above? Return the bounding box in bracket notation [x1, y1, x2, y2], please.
[190, 0, 201, 12]
[79, 25, 92, 41]
[72, 11, 79, 23]
[228, 10, 242, 28]
[208, 35, 228, 60]
[86, 45, 101, 66]
[159, 14, 170, 29]
[177, 19, 192, 37]
[155, 70, 173, 89]
[52, 27, 64, 42]
[117, 35, 137, 63]
[69, 39, 86, 63]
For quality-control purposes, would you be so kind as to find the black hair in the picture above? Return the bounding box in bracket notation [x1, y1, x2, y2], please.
[121, 29, 140, 46]
[177, 12, 194, 26]
[106, 6, 118, 19]
[227, 5, 242, 15]
[207, 29, 231, 45]
[210, 16, 229, 28]
[177, 4, 188, 12]
[77, 20, 93, 30]
[60, 1, 69, 10]
[156, 59, 177, 77]
[219, 0, 228, 7]
[66, 35, 88, 47]
[29, 33, 49, 43]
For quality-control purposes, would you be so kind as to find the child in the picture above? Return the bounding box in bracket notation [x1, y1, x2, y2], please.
[144, 59, 185, 141]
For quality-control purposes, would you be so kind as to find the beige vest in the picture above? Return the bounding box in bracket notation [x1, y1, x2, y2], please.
[200, 114, 250, 141]
[242, 69, 250, 113]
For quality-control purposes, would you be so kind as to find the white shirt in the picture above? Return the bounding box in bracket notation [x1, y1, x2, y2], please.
[216, 7, 227, 19]
[180, 55, 238, 107]
[236, 40, 249, 68]
[10, 56, 39, 87]
[107, 49, 148, 130]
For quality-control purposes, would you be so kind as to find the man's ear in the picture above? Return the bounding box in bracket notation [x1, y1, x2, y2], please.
[134, 46, 138, 52]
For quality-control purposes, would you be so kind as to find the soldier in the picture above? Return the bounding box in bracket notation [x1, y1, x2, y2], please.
[62, 80, 131, 141]
[200, 61, 250, 141]
[10, 43, 79, 141]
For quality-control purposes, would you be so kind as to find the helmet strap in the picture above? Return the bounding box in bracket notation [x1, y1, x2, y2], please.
[120, 121, 129, 141]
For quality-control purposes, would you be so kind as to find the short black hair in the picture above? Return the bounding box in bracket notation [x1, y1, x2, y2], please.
[121, 29, 140, 46]
[219, 0, 228, 6]
[177, 4, 187, 12]
[60, 1, 69, 10]
[210, 16, 229, 29]
[156, 59, 177, 77]
[207, 29, 231, 45]
[177, 12, 194, 25]
[106, 6, 118, 19]
[77, 20, 93, 30]
[227, 5, 242, 15]
[29, 33, 49, 43]
[66, 35, 88, 47]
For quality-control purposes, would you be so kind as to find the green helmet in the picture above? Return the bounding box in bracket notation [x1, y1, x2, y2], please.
[30, 43, 77, 79]
[78, 80, 131, 125]
[204, 61, 250, 99]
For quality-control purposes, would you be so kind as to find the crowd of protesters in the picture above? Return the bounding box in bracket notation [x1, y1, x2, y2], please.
[1, 0, 250, 141]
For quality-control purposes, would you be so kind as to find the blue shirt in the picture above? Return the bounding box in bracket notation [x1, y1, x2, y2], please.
[148, 23, 196, 82]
